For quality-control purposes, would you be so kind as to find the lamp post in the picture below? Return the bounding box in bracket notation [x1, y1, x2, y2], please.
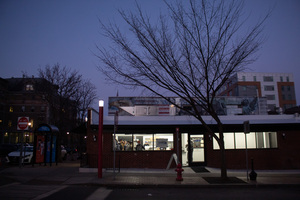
[98, 100, 104, 178]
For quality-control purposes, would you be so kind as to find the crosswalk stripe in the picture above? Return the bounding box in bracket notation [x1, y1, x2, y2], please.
[31, 185, 68, 200]
[86, 187, 112, 200]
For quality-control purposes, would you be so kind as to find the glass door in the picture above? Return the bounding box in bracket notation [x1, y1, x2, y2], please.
[190, 135, 205, 164]
[181, 133, 205, 166]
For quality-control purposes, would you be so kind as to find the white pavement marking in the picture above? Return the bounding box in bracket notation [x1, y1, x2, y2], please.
[86, 187, 113, 200]
[31, 185, 68, 200]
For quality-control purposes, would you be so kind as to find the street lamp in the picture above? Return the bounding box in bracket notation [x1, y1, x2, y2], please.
[98, 100, 104, 178]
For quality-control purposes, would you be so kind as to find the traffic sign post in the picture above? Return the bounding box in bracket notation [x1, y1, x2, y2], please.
[17, 117, 29, 168]
[113, 111, 119, 180]
[17, 117, 29, 130]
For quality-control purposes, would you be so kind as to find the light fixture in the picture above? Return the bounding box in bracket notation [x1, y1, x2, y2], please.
[99, 100, 104, 107]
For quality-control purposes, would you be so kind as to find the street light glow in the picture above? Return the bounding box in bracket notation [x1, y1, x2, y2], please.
[99, 100, 104, 107]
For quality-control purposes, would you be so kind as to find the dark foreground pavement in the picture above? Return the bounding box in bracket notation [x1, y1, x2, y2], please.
[0, 161, 300, 199]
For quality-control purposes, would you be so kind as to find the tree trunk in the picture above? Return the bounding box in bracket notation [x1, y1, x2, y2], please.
[219, 132, 228, 179]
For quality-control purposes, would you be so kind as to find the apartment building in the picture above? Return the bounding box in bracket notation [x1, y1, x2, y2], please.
[218, 72, 297, 112]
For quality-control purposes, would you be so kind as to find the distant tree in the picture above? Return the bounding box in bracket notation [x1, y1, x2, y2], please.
[74, 79, 97, 124]
[38, 64, 97, 155]
[96, 0, 269, 179]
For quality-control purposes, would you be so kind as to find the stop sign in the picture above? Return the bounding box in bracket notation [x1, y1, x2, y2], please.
[17, 117, 29, 130]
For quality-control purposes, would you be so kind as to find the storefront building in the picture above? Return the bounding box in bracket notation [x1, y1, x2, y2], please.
[86, 110, 300, 170]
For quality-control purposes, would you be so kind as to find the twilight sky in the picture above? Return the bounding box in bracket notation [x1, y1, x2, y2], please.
[0, 0, 299, 114]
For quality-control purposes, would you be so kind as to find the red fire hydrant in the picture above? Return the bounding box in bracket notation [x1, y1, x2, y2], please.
[175, 163, 184, 181]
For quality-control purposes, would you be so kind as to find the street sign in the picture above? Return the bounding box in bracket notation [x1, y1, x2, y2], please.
[243, 120, 250, 134]
[17, 117, 29, 130]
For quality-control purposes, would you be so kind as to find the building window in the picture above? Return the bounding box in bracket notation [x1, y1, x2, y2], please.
[266, 95, 275, 100]
[280, 76, 283, 82]
[26, 84, 34, 91]
[21, 106, 25, 112]
[286, 76, 290, 82]
[264, 85, 274, 91]
[263, 76, 273, 82]
[253, 76, 256, 82]
[242, 76, 246, 81]
[9, 106, 13, 112]
[213, 132, 277, 150]
[113, 133, 173, 151]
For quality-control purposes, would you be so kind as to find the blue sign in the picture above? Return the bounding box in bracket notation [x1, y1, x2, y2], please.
[38, 126, 51, 132]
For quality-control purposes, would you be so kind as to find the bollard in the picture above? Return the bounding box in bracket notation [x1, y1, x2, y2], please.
[249, 158, 257, 181]
[175, 163, 184, 181]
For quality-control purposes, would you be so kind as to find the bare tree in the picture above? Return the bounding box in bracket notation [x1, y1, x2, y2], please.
[38, 64, 81, 127]
[74, 79, 98, 123]
[96, 0, 268, 179]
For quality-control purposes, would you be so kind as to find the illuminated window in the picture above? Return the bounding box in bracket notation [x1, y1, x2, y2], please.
[26, 84, 34, 91]
[213, 132, 277, 150]
[113, 133, 173, 151]
[154, 134, 173, 150]
[9, 106, 13, 112]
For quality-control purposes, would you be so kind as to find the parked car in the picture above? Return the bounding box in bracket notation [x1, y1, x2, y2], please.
[8, 146, 34, 164]
[0, 144, 18, 157]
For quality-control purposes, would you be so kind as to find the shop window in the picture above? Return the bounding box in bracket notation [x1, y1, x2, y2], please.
[213, 131, 277, 150]
[133, 134, 152, 151]
[246, 132, 257, 148]
[113, 133, 173, 151]
[153, 134, 173, 150]
[113, 133, 133, 151]
[224, 133, 235, 149]
[235, 132, 246, 149]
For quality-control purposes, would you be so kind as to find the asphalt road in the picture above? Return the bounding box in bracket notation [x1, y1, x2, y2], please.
[1, 185, 300, 200]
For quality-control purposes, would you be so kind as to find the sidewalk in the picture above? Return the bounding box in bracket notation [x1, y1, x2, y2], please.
[1, 161, 300, 188]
